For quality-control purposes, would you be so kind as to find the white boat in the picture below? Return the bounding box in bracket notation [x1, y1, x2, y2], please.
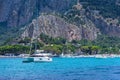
[23, 50, 52, 63]
[60, 52, 64, 57]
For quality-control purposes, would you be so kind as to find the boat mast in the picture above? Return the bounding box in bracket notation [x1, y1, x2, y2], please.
[29, 39, 33, 55]
[29, 0, 39, 54]
[34, 0, 39, 51]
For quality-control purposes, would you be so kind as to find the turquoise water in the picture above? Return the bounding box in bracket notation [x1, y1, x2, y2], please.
[0, 58, 120, 80]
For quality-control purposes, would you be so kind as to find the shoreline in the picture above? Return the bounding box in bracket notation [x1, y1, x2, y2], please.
[60, 54, 120, 58]
[0, 56, 22, 58]
[1, 54, 120, 58]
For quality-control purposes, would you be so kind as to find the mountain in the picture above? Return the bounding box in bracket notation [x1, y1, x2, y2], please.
[0, 0, 120, 44]
[0, 0, 76, 27]
[21, 14, 99, 41]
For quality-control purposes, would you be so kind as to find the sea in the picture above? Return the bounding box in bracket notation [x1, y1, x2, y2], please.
[0, 57, 120, 80]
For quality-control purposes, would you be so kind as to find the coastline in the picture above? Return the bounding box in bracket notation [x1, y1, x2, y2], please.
[1, 54, 120, 58]
[0, 56, 22, 58]
[60, 54, 120, 58]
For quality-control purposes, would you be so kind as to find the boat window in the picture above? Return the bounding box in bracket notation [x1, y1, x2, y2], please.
[39, 58, 42, 60]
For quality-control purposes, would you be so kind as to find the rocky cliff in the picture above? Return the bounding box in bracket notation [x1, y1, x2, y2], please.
[87, 11, 120, 37]
[22, 14, 99, 41]
[0, 0, 76, 27]
[0, 0, 120, 43]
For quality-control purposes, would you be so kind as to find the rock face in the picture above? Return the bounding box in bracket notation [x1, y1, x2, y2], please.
[0, 0, 76, 27]
[22, 14, 100, 41]
[0, 0, 120, 42]
[86, 10, 120, 37]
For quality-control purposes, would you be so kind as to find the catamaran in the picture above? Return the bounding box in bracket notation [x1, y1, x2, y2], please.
[23, 50, 52, 63]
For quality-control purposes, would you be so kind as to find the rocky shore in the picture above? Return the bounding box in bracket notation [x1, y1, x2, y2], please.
[1, 54, 120, 58]
[60, 54, 120, 58]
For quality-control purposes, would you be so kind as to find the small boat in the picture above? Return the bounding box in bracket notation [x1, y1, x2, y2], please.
[23, 50, 52, 63]
[60, 52, 64, 57]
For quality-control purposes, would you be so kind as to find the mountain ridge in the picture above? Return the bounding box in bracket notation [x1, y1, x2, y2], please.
[0, 0, 120, 44]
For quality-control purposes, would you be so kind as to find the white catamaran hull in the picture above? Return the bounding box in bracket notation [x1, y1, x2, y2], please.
[23, 57, 52, 63]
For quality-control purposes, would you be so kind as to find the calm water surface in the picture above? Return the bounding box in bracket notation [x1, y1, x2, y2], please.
[0, 57, 120, 80]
